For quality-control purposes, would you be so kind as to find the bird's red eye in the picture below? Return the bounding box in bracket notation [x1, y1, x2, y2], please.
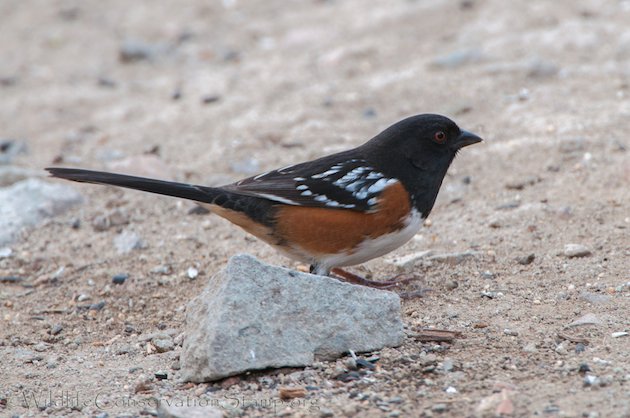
[433, 131, 447, 144]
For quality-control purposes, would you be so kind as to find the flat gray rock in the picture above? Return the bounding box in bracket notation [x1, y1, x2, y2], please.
[180, 254, 404, 382]
[0, 178, 82, 245]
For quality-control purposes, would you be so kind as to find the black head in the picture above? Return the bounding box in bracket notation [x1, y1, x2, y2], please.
[362, 114, 482, 216]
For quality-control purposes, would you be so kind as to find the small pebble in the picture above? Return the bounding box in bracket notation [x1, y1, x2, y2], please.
[442, 358, 454, 372]
[319, 408, 334, 418]
[77, 294, 91, 302]
[516, 253, 535, 265]
[579, 363, 591, 373]
[432, 403, 448, 412]
[563, 244, 592, 258]
[152, 337, 175, 353]
[88, 301, 106, 311]
[504, 329, 519, 337]
[154, 370, 168, 380]
[583, 374, 599, 386]
[187, 267, 198, 280]
[554, 342, 568, 355]
[522, 342, 538, 353]
[445, 280, 458, 290]
[50, 324, 63, 335]
[445, 386, 457, 394]
[33, 342, 50, 352]
[112, 274, 128, 285]
[580, 292, 611, 304]
[114, 230, 146, 254]
[575, 343, 587, 353]
[119, 39, 157, 63]
[201, 94, 221, 104]
[356, 358, 376, 370]
[611, 332, 628, 338]
[362, 108, 377, 119]
[344, 357, 358, 370]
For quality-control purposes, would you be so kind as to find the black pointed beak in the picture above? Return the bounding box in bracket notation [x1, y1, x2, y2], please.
[451, 130, 483, 150]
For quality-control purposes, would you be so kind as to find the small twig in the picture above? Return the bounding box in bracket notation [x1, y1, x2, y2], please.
[557, 332, 589, 344]
[408, 328, 463, 342]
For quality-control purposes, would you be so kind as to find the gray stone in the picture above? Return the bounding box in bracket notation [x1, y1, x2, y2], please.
[180, 254, 404, 382]
[119, 39, 160, 63]
[0, 179, 82, 245]
[580, 292, 612, 305]
[153, 337, 175, 353]
[566, 313, 602, 328]
[563, 244, 592, 258]
[114, 229, 146, 254]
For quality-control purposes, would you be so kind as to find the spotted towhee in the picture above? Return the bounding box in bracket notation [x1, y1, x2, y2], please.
[47, 114, 482, 288]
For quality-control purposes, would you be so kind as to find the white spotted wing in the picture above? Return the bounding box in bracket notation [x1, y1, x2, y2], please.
[223, 157, 398, 211]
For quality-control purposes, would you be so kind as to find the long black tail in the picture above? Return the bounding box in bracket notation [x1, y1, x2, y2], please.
[46, 167, 221, 204]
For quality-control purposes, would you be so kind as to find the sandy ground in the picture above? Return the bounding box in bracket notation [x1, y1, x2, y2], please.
[1, 0, 629, 416]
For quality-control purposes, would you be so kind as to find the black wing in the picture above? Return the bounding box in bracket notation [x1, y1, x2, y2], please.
[223, 154, 399, 212]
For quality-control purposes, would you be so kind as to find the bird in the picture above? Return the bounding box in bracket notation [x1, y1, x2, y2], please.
[47, 114, 482, 288]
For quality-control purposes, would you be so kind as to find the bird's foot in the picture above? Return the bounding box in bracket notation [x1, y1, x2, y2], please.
[330, 268, 419, 289]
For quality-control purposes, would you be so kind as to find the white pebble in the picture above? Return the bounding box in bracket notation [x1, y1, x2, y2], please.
[187, 267, 199, 279]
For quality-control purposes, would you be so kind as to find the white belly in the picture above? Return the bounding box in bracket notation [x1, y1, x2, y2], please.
[315, 208, 423, 272]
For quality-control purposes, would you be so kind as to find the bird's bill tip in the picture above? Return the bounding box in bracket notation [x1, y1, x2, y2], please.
[452, 130, 483, 150]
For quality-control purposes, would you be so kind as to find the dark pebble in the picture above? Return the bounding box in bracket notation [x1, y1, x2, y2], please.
[155, 371, 168, 380]
[1, 140, 14, 153]
[356, 358, 376, 370]
[0, 276, 24, 284]
[362, 108, 377, 119]
[70, 218, 81, 229]
[171, 88, 182, 100]
[516, 254, 535, 265]
[543, 405, 560, 414]
[222, 49, 240, 62]
[112, 274, 128, 285]
[0, 139, 27, 162]
[97, 77, 117, 88]
[188, 205, 211, 215]
[495, 201, 520, 210]
[201, 94, 221, 104]
[91, 301, 106, 310]
[462, 176, 472, 185]
[578, 363, 591, 373]
[77, 301, 106, 311]
[575, 343, 587, 353]
[119, 40, 156, 63]
[305, 385, 320, 391]
[334, 371, 364, 382]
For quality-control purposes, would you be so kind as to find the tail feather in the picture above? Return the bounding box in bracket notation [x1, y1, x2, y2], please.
[46, 168, 220, 204]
